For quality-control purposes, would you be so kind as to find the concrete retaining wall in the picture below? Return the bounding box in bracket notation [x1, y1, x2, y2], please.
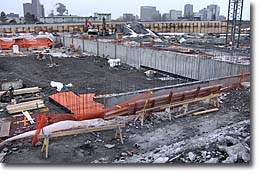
[63, 37, 250, 81]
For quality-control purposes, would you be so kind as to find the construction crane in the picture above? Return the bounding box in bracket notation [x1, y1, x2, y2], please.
[225, 0, 244, 48]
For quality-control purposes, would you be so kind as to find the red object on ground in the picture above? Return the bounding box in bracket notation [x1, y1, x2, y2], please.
[105, 90, 153, 113]
[32, 92, 105, 146]
[0, 36, 53, 50]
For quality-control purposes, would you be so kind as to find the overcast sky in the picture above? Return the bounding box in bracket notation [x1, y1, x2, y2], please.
[0, 0, 250, 20]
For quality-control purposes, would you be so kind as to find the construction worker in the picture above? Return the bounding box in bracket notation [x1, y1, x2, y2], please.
[0, 86, 14, 103]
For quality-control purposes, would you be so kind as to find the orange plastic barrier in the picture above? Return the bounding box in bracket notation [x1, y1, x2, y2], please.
[49, 92, 104, 116]
[32, 92, 105, 146]
[0, 37, 53, 50]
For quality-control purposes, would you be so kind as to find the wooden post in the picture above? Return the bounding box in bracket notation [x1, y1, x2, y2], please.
[115, 126, 124, 144]
[165, 107, 171, 120]
[41, 133, 50, 159]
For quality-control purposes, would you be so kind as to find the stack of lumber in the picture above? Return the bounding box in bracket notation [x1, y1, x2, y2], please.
[6, 99, 45, 114]
[0, 87, 41, 97]
[0, 86, 45, 114]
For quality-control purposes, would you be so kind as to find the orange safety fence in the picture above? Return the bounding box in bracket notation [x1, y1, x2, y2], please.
[32, 92, 105, 146]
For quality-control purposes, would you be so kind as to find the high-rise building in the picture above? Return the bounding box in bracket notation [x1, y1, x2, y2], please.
[41, 4, 45, 17]
[140, 6, 161, 21]
[32, 0, 42, 18]
[218, 15, 226, 21]
[23, 3, 32, 16]
[123, 13, 136, 21]
[206, 4, 220, 21]
[23, 0, 44, 18]
[184, 4, 193, 17]
[198, 8, 207, 20]
[162, 13, 170, 21]
[169, 10, 182, 20]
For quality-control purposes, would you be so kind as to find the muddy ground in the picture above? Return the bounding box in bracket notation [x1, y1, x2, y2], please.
[1, 88, 250, 164]
[0, 55, 187, 96]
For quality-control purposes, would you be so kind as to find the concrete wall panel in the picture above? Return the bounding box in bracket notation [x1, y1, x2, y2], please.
[62, 36, 250, 81]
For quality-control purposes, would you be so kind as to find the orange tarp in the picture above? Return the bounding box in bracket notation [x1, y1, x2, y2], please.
[49, 92, 105, 120]
[0, 37, 53, 50]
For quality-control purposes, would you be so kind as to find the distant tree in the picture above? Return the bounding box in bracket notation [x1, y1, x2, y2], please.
[9, 19, 17, 24]
[56, 3, 68, 16]
[24, 13, 38, 24]
[0, 11, 8, 24]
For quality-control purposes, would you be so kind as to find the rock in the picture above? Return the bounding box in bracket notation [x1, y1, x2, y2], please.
[84, 140, 92, 144]
[127, 151, 134, 156]
[99, 157, 108, 162]
[35, 141, 42, 147]
[206, 155, 211, 159]
[244, 136, 250, 145]
[222, 155, 238, 163]
[2, 148, 8, 153]
[224, 136, 239, 145]
[222, 143, 248, 158]
[65, 145, 69, 148]
[91, 160, 100, 163]
[241, 152, 250, 162]
[133, 143, 140, 148]
[96, 139, 103, 142]
[121, 152, 127, 156]
[120, 157, 125, 161]
[187, 152, 196, 161]
[76, 151, 84, 158]
[201, 151, 207, 159]
[11, 147, 19, 152]
[0, 153, 7, 162]
[153, 157, 169, 163]
[205, 158, 219, 163]
[104, 144, 115, 149]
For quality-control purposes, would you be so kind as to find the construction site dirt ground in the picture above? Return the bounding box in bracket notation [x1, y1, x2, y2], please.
[2, 88, 250, 164]
[0, 55, 187, 97]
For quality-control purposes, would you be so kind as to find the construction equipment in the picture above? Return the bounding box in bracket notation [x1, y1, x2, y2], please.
[85, 18, 99, 35]
[225, 0, 244, 48]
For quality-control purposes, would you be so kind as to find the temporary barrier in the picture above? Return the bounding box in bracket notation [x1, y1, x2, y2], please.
[0, 34, 54, 50]
[32, 92, 105, 145]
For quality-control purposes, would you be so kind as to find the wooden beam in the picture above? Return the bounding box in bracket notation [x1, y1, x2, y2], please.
[38, 123, 125, 139]
[174, 107, 205, 118]
[0, 121, 11, 137]
[193, 108, 219, 116]
[6, 99, 45, 114]
[22, 111, 35, 124]
[0, 87, 41, 97]
[136, 93, 220, 114]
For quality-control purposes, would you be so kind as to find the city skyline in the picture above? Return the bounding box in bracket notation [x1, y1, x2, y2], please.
[0, 0, 250, 20]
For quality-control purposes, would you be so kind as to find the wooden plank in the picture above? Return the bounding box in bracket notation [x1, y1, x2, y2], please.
[38, 123, 125, 139]
[6, 100, 45, 114]
[193, 108, 219, 116]
[0, 122, 11, 137]
[22, 111, 35, 124]
[18, 96, 43, 103]
[0, 87, 41, 97]
[174, 107, 205, 118]
[136, 93, 220, 114]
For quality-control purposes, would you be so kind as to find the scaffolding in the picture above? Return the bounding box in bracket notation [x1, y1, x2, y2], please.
[225, 0, 244, 48]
